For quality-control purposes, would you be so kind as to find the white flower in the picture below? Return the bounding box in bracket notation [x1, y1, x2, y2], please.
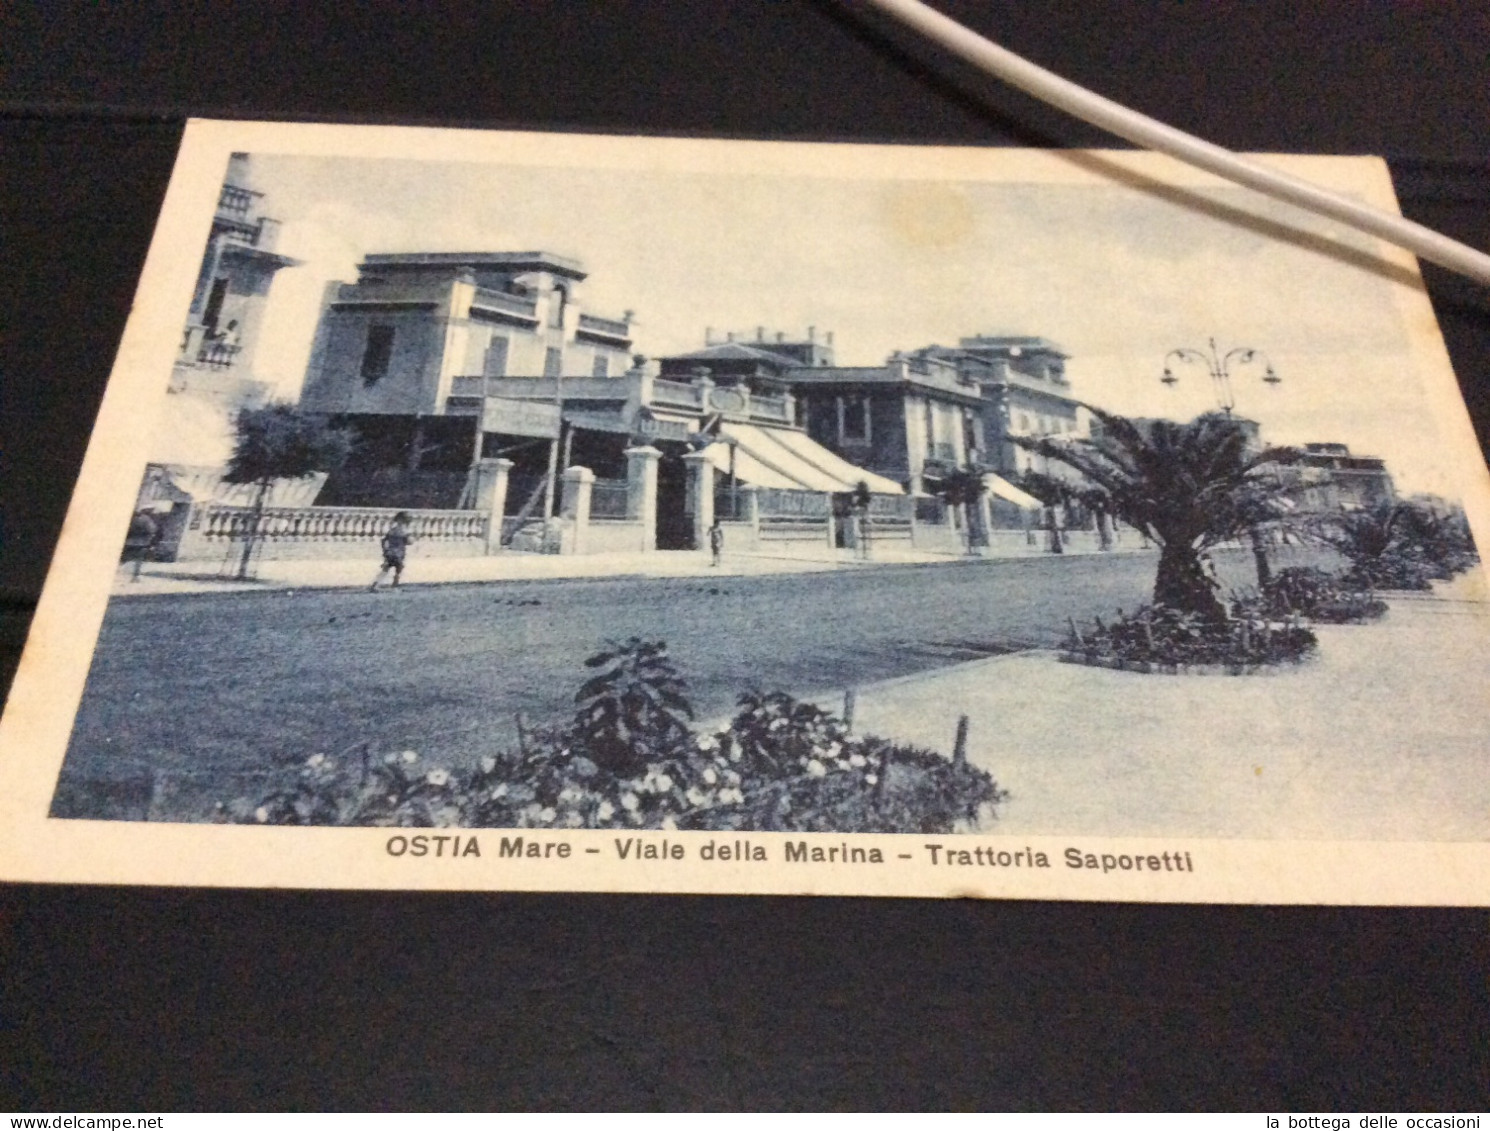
[702, 767, 718, 785]
[824, 742, 842, 758]
[597, 800, 615, 821]
[558, 787, 581, 804]
[655, 774, 674, 792]
[697, 734, 718, 752]
[865, 774, 878, 786]
[806, 759, 827, 778]
[538, 807, 557, 823]
[254, 806, 269, 823]
[848, 754, 867, 768]
[426, 769, 449, 787]
[661, 816, 678, 831]
[479, 756, 497, 774]
[306, 753, 327, 768]
[728, 746, 742, 763]
[621, 792, 640, 812]
[400, 750, 419, 764]
[725, 769, 741, 785]
[835, 760, 850, 771]
[686, 787, 708, 807]
[383, 753, 398, 765]
[490, 784, 508, 800]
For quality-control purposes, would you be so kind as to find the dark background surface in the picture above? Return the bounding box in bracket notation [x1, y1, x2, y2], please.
[2, 0, 1488, 1111]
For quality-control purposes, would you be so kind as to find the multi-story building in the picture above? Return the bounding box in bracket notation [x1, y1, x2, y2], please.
[661, 328, 985, 495]
[301, 251, 636, 416]
[154, 152, 302, 468]
[912, 335, 1085, 477]
[1268, 442, 1395, 512]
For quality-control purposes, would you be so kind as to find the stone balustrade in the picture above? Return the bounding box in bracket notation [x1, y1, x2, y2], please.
[196, 505, 488, 546]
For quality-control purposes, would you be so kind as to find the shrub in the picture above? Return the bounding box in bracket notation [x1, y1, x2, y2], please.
[1067, 603, 1316, 670]
[224, 650, 1007, 834]
[1261, 566, 1387, 624]
[571, 637, 694, 776]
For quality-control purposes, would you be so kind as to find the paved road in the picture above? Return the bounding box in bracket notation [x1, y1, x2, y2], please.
[55, 547, 1301, 816]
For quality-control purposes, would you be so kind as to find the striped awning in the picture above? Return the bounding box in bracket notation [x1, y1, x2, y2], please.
[703, 423, 904, 495]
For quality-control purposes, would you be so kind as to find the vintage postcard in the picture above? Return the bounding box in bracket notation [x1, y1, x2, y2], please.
[1, 119, 1486, 902]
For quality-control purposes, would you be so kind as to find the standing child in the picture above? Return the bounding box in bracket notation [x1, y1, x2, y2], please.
[708, 519, 724, 567]
[371, 511, 414, 590]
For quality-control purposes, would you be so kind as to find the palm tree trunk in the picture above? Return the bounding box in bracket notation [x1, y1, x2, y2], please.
[1154, 540, 1224, 621]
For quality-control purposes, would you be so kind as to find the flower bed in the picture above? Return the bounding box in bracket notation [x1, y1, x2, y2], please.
[1061, 604, 1317, 675]
[222, 643, 1007, 833]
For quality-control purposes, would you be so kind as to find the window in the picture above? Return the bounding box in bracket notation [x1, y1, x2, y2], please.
[360, 324, 395, 386]
[544, 346, 563, 377]
[483, 335, 509, 378]
[592, 354, 609, 378]
[840, 395, 868, 441]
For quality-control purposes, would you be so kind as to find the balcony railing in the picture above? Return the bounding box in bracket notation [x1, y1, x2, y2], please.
[217, 184, 259, 218]
[197, 341, 242, 370]
[470, 290, 540, 320]
[577, 312, 631, 338]
[651, 378, 704, 410]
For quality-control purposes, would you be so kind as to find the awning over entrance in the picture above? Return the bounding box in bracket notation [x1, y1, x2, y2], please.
[704, 423, 904, 495]
[984, 473, 1044, 509]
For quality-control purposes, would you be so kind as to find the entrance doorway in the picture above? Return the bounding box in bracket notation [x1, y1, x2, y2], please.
[655, 445, 692, 550]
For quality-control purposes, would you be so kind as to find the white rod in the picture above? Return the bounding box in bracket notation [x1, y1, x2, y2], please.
[858, 0, 1490, 288]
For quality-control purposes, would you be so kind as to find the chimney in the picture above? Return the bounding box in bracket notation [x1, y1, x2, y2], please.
[705, 326, 713, 344]
[808, 326, 816, 342]
[757, 326, 765, 341]
[826, 330, 834, 346]
[727, 331, 737, 342]
[776, 331, 785, 343]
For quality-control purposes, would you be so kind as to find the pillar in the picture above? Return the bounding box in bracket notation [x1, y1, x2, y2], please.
[682, 450, 715, 553]
[740, 484, 760, 543]
[474, 457, 514, 553]
[561, 465, 595, 555]
[625, 445, 661, 552]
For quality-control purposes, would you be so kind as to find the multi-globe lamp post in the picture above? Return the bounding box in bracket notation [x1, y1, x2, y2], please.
[1160, 338, 1282, 585]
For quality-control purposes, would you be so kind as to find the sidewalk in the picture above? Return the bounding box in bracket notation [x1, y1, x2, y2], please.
[111, 535, 1148, 597]
[832, 579, 1490, 842]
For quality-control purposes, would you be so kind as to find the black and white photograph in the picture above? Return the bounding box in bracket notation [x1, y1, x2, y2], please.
[1, 120, 1487, 901]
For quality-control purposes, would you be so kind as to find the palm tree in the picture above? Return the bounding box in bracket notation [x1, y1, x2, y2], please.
[936, 466, 988, 553]
[1015, 408, 1296, 621]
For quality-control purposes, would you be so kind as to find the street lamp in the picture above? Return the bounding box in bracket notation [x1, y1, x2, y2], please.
[1160, 337, 1280, 416]
[1160, 337, 1282, 586]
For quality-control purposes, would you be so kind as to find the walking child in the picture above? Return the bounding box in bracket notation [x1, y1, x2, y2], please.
[708, 519, 724, 567]
[371, 511, 414, 590]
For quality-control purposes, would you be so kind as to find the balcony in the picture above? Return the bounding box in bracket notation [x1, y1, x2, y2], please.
[469, 289, 540, 323]
[197, 340, 242, 370]
[216, 184, 260, 219]
[577, 312, 631, 338]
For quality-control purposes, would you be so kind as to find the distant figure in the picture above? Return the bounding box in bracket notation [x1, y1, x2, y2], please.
[219, 319, 241, 349]
[371, 512, 414, 590]
[708, 519, 724, 567]
[121, 508, 162, 581]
